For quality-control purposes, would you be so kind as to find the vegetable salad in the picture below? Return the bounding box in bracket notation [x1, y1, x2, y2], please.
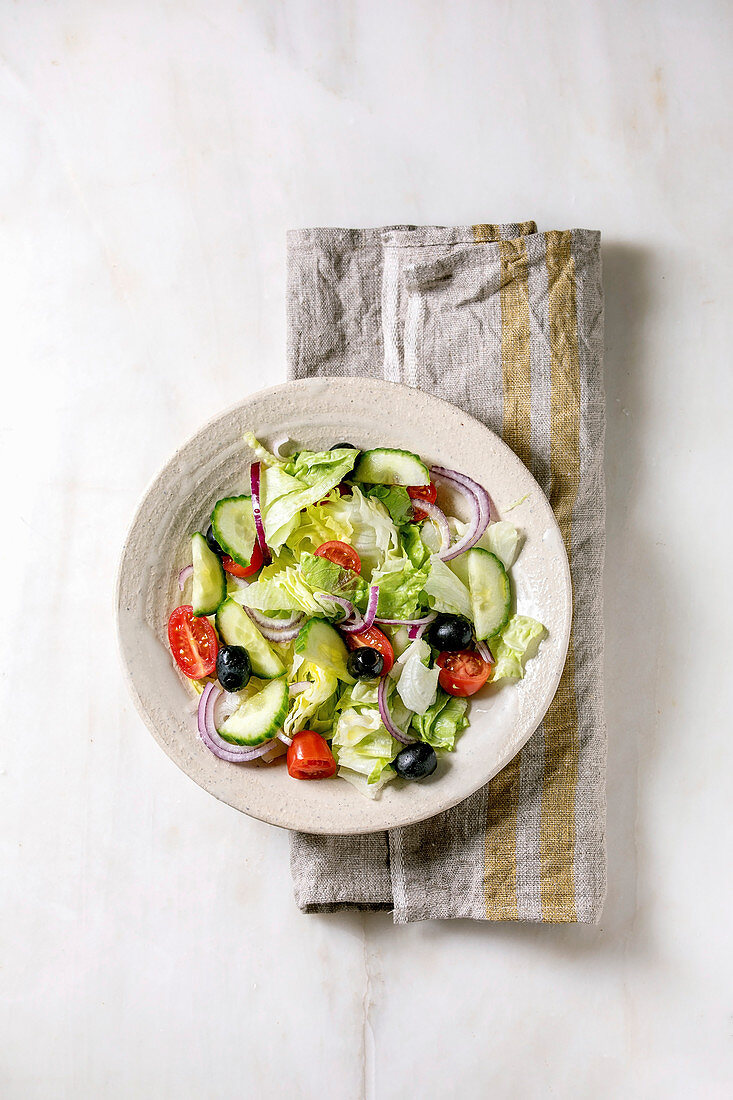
[168, 436, 545, 797]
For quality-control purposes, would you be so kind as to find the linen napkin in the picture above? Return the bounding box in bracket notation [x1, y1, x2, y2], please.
[286, 223, 606, 923]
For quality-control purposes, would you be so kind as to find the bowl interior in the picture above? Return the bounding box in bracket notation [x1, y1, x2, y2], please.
[116, 378, 571, 834]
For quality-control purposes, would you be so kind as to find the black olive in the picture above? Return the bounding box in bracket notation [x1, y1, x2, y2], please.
[332, 441, 359, 452]
[206, 524, 224, 557]
[393, 741, 438, 780]
[426, 614, 473, 652]
[346, 647, 384, 680]
[216, 645, 252, 692]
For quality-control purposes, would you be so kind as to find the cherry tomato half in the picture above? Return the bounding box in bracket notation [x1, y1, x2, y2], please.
[315, 540, 362, 574]
[167, 605, 219, 679]
[287, 730, 337, 780]
[436, 649, 491, 697]
[408, 482, 437, 522]
[221, 541, 264, 579]
[345, 625, 394, 675]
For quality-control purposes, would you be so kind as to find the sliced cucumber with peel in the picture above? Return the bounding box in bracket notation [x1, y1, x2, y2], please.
[191, 532, 226, 616]
[467, 548, 511, 640]
[353, 448, 430, 486]
[211, 496, 257, 568]
[215, 598, 285, 679]
[217, 677, 289, 746]
[295, 618, 353, 681]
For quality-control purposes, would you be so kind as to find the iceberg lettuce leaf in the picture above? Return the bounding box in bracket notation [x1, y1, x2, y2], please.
[260, 449, 358, 549]
[363, 484, 413, 526]
[410, 689, 469, 751]
[490, 615, 545, 682]
[331, 705, 399, 794]
[423, 556, 473, 618]
[391, 638, 439, 715]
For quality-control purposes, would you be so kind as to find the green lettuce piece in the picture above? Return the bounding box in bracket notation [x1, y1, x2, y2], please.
[299, 551, 367, 608]
[392, 637, 439, 714]
[331, 705, 399, 795]
[260, 449, 358, 549]
[424, 556, 473, 618]
[286, 486, 399, 574]
[287, 447, 358, 485]
[371, 551, 430, 620]
[364, 485, 413, 526]
[337, 680, 379, 712]
[448, 520, 522, 586]
[283, 661, 340, 738]
[401, 523, 431, 569]
[410, 689, 469, 751]
[490, 615, 545, 682]
[325, 487, 400, 573]
[234, 559, 336, 616]
[479, 521, 521, 569]
[284, 493, 354, 556]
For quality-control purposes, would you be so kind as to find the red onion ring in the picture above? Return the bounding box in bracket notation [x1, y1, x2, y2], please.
[289, 681, 309, 695]
[378, 676, 413, 745]
[415, 500, 451, 553]
[375, 612, 437, 628]
[249, 461, 271, 565]
[320, 594, 366, 634]
[408, 623, 428, 641]
[362, 585, 379, 630]
[197, 683, 276, 762]
[178, 564, 193, 591]
[476, 639, 494, 664]
[430, 465, 491, 560]
[243, 607, 304, 642]
[277, 732, 293, 747]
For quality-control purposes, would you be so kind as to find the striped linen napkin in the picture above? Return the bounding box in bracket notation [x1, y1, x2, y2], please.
[286, 223, 606, 923]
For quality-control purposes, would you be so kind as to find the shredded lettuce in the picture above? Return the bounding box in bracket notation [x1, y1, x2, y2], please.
[402, 523, 431, 569]
[490, 615, 545, 682]
[287, 447, 358, 487]
[259, 449, 358, 549]
[370, 551, 430, 620]
[477, 521, 521, 569]
[363, 484, 413, 526]
[423, 555, 473, 618]
[325, 487, 400, 573]
[392, 638, 439, 715]
[410, 689, 469, 751]
[284, 493, 354, 556]
[331, 705, 398, 795]
[284, 661, 340, 737]
[233, 558, 336, 616]
[298, 551, 367, 608]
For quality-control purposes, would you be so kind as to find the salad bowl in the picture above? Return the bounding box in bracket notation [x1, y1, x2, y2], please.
[116, 377, 571, 834]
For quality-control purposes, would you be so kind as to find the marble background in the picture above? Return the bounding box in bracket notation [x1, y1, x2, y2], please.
[2, 1, 731, 1096]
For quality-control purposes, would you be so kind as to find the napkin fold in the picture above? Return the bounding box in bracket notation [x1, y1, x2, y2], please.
[286, 223, 606, 923]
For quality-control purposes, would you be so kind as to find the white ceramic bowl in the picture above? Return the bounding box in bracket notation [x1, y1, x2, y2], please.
[116, 378, 571, 834]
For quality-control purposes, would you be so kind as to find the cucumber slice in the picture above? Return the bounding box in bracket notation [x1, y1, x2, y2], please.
[217, 677, 289, 746]
[353, 448, 430, 486]
[295, 618, 353, 681]
[215, 598, 285, 679]
[191, 532, 226, 616]
[211, 496, 257, 568]
[467, 548, 511, 640]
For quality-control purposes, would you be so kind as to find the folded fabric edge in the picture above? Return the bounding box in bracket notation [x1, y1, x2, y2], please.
[286, 222, 540, 250]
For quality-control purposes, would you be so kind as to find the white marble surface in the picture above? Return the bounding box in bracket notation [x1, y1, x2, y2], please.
[1, 2, 731, 1096]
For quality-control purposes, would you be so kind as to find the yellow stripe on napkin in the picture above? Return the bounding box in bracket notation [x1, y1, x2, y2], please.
[540, 230, 581, 920]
